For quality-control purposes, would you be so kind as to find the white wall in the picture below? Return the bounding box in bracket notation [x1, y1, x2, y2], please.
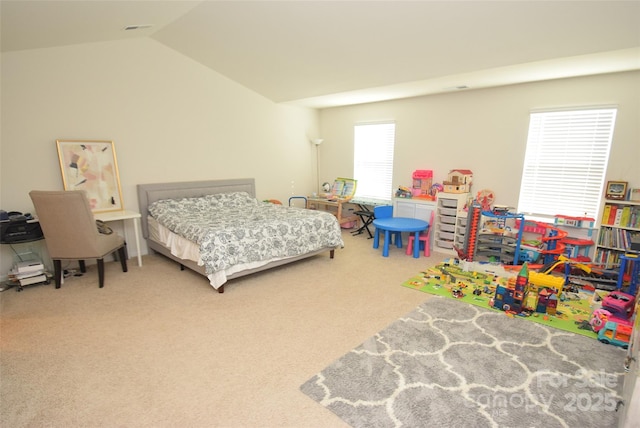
[0, 38, 319, 275]
[2, 36, 638, 279]
[319, 71, 640, 210]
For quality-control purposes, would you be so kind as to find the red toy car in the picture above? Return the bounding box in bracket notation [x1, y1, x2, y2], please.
[602, 291, 636, 321]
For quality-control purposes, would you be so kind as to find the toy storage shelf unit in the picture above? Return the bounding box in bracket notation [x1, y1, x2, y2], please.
[472, 211, 525, 265]
[595, 199, 640, 269]
[454, 212, 468, 253]
[392, 197, 437, 249]
[433, 193, 469, 255]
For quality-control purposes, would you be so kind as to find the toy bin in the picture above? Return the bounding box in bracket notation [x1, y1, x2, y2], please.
[438, 215, 456, 225]
[440, 198, 459, 208]
[438, 223, 456, 233]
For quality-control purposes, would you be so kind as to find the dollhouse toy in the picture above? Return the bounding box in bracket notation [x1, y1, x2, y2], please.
[491, 261, 568, 316]
[443, 169, 473, 194]
[411, 170, 433, 197]
[536, 288, 559, 315]
[492, 263, 529, 313]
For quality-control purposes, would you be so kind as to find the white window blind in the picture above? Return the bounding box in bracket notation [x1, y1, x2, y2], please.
[353, 122, 395, 202]
[517, 108, 617, 219]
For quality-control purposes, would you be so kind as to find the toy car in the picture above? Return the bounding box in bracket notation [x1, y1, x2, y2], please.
[602, 290, 636, 321]
[597, 321, 632, 349]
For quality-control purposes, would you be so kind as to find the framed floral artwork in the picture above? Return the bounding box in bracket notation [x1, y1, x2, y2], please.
[56, 139, 124, 212]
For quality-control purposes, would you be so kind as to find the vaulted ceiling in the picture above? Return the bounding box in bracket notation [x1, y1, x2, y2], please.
[2, 1, 639, 108]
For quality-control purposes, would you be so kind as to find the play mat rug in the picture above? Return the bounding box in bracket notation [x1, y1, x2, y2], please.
[402, 259, 603, 339]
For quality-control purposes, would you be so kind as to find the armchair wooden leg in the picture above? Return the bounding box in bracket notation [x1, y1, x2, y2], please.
[97, 258, 105, 288]
[78, 260, 87, 273]
[118, 246, 128, 272]
[53, 259, 62, 289]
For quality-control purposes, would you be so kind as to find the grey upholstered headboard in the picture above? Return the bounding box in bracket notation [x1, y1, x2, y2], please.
[137, 178, 256, 239]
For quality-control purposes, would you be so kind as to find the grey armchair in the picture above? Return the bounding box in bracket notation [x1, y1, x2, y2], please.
[29, 190, 128, 288]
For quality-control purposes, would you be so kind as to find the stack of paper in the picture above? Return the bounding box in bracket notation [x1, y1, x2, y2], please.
[8, 260, 48, 286]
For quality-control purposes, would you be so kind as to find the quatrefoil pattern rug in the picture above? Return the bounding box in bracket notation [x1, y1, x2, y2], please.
[301, 297, 627, 428]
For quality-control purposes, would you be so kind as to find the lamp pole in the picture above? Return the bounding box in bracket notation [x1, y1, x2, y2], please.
[311, 139, 323, 194]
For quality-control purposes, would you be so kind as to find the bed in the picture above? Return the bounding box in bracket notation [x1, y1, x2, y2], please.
[137, 178, 344, 293]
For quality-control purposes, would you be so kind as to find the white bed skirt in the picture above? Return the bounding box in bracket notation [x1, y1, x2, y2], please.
[147, 216, 289, 290]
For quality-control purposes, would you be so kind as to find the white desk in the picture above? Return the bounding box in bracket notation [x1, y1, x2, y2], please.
[94, 210, 143, 267]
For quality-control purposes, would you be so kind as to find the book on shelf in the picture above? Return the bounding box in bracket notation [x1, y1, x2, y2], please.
[613, 208, 623, 226]
[607, 205, 618, 225]
[595, 249, 621, 269]
[619, 206, 631, 227]
[601, 205, 611, 224]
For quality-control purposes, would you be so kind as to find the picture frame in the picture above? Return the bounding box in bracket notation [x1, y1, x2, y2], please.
[604, 180, 628, 201]
[629, 188, 640, 202]
[56, 139, 124, 212]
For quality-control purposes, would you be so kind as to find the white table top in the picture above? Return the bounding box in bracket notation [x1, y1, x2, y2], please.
[94, 210, 141, 221]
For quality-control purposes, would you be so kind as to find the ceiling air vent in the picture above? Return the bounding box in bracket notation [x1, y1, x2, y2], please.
[443, 85, 470, 91]
[123, 25, 153, 31]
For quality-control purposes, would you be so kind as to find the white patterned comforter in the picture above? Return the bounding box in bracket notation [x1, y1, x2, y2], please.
[148, 192, 344, 277]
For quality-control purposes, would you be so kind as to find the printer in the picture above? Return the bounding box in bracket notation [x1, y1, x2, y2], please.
[0, 212, 44, 244]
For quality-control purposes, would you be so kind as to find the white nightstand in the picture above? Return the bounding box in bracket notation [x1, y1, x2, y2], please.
[94, 210, 143, 267]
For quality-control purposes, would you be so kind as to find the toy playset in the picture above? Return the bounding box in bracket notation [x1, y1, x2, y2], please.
[397, 168, 472, 200]
[403, 258, 637, 345]
[443, 169, 473, 193]
[395, 173, 637, 345]
[411, 170, 433, 198]
[402, 186, 637, 347]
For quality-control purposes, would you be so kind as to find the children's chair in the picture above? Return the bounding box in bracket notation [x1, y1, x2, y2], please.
[373, 205, 402, 247]
[406, 210, 434, 257]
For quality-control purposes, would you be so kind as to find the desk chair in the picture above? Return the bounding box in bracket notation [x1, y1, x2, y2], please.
[352, 208, 374, 238]
[29, 190, 128, 289]
[373, 205, 402, 247]
[406, 210, 435, 257]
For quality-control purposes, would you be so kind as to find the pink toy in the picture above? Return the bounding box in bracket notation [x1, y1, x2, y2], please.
[590, 309, 612, 332]
[602, 290, 636, 321]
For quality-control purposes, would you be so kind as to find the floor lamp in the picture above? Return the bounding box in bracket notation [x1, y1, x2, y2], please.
[311, 138, 323, 195]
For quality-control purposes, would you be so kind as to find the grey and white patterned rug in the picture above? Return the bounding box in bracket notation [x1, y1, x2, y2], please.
[301, 296, 628, 427]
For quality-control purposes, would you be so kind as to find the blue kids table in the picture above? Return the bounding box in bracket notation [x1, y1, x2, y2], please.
[372, 217, 428, 258]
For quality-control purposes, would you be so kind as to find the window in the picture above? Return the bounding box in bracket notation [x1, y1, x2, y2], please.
[353, 122, 395, 202]
[517, 107, 617, 219]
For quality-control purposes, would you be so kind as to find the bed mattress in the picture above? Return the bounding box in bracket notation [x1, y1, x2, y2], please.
[146, 191, 344, 289]
[148, 216, 292, 288]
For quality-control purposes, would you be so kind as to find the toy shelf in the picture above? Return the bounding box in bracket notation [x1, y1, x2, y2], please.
[467, 210, 525, 265]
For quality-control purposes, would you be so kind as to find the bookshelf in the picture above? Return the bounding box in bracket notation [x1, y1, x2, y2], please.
[594, 199, 640, 269]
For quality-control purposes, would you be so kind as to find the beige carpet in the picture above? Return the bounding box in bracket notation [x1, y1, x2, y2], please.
[0, 230, 448, 428]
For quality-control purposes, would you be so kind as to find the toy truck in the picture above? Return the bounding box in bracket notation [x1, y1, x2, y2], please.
[597, 321, 632, 349]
